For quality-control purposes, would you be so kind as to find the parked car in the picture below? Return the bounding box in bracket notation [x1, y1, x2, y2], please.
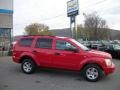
[104, 44, 120, 58]
[12, 35, 115, 82]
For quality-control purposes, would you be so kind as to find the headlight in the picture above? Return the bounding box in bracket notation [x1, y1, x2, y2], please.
[105, 59, 112, 66]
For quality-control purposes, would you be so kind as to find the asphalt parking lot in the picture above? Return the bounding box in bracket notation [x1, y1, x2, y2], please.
[0, 57, 119, 90]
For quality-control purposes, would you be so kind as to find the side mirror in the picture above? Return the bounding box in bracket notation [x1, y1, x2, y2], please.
[72, 48, 79, 53]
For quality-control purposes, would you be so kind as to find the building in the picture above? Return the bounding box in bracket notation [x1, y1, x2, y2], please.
[0, 0, 13, 49]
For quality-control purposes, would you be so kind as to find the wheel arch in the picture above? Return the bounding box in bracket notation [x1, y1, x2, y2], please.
[19, 55, 38, 66]
[81, 62, 104, 71]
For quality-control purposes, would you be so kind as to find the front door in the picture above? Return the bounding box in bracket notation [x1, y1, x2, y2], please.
[52, 39, 82, 70]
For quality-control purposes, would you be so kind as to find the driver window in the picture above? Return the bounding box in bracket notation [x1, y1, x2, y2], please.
[56, 40, 76, 50]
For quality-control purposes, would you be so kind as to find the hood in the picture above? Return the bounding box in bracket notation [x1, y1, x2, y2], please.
[87, 50, 112, 59]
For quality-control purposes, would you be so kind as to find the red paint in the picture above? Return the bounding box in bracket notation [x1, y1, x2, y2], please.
[12, 35, 115, 75]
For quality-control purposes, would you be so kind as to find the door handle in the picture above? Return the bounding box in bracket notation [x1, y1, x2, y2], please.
[54, 52, 61, 55]
[32, 50, 38, 53]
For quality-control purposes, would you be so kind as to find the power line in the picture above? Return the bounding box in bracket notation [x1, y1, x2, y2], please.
[83, 0, 108, 9]
[91, 3, 120, 12]
[15, 0, 110, 23]
[39, 13, 66, 21]
[38, 0, 109, 22]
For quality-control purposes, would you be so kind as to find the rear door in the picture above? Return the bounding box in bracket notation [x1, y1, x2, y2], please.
[33, 37, 54, 67]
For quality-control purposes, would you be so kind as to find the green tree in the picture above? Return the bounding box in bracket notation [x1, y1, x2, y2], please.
[25, 23, 53, 35]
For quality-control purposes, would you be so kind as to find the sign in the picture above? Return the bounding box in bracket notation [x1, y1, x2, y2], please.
[67, 0, 79, 17]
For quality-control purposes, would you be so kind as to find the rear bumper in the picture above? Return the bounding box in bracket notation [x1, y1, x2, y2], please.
[103, 63, 116, 75]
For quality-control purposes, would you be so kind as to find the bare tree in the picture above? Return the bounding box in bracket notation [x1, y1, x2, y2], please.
[25, 23, 53, 35]
[84, 12, 109, 40]
[77, 24, 90, 40]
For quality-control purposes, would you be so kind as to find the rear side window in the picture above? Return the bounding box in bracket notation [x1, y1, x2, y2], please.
[35, 38, 52, 49]
[19, 38, 33, 47]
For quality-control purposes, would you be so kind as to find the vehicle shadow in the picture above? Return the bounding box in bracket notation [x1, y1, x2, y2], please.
[35, 68, 84, 81]
[12, 66, 114, 82]
[35, 67, 116, 82]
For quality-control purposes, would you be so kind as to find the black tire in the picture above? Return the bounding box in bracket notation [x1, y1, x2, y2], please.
[83, 64, 104, 82]
[21, 58, 36, 74]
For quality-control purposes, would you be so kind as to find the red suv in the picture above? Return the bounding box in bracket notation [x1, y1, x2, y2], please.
[12, 35, 115, 82]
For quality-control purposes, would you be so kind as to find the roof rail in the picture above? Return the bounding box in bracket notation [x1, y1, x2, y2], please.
[22, 35, 55, 37]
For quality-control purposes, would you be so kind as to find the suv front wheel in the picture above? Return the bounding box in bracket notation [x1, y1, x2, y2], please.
[83, 64, 104, 82]
[21, 59, 36, 74]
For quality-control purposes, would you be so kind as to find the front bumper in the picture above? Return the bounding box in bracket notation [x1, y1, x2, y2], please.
[103, 62, 116, 75]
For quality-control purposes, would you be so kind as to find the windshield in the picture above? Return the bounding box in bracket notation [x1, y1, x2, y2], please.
[70, 39, 90, 51]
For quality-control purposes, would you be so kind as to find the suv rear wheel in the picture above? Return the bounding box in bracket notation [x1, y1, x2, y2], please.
[21, 59, 36, 74]
[83, 64, 104, 82]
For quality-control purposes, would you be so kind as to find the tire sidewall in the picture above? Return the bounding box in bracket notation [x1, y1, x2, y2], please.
[83, 64, 103, 82]
[21, 59, 35, 74]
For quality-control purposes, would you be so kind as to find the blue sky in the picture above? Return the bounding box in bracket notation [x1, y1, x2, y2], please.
[13, 0, 120, 36]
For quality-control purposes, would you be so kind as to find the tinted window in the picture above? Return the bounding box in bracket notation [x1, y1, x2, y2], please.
[56, 40, 75, 50]
[35, 38, 52, 49]
[70, 39, 89, 51]
[19, 38, 33, 47]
